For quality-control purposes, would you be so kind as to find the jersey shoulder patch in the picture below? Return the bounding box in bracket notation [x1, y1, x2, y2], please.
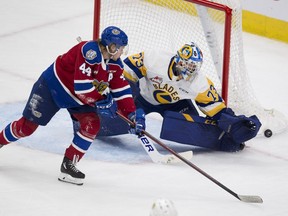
[81, 41, 102, 65]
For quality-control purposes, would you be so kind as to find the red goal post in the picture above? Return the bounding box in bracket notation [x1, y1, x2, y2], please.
[92, 0, 288, 136]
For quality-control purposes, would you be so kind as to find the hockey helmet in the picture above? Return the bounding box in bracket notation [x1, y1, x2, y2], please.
[149, 199, 178, 216]
[174, 42, 203, 81]
[101, 26, 128, 48]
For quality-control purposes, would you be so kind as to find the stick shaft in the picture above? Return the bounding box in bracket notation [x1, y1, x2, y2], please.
[117, 111, 263, 203]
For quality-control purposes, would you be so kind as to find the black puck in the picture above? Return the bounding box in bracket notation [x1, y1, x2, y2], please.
[264, 129, 273, 138]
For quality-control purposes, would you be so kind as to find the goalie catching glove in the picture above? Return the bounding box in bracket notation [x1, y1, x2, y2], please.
[217, 108, 261, 143]
[128, 108, 146, 135]
[96, 94, 117, 118]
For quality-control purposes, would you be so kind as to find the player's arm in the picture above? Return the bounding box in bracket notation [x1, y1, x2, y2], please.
[73, 41, 104, 105]
[194, 78, 226, 118]
[96, 61, 145, 135]
[107, 60, 136, 117]
[195, 78, 261, 142]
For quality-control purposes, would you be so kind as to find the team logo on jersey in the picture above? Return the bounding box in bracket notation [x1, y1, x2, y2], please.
[86, 49, 97, 60]
[152, 83, 180, 104]
[150, 76, 163, 84]
[153, 90, 173, 104]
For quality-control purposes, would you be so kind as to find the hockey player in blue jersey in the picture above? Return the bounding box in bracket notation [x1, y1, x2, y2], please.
[81, 42, 261, 152]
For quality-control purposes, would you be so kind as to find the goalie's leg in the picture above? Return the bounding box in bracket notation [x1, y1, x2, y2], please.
[160, 111, 244, 152]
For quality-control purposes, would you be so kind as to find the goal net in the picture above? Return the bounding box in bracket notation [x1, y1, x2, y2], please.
[93, 0, 287, 136]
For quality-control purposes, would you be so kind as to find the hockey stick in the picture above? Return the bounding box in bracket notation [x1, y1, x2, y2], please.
[116, 112, 193, 164]
[137, 134, 193, 164]
[142, 129, 263, 203]
[117, 111, 263, 203]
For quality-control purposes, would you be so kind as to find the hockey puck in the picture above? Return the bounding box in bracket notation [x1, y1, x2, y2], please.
[264, 129, 273, 138]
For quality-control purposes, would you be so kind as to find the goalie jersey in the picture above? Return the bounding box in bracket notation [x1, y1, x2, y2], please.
[123, 50, 226, 118]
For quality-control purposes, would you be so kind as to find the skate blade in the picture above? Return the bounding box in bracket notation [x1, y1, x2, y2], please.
[58, 172, 84, 186]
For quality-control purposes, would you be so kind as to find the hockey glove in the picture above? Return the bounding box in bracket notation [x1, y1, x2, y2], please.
[92, 79, 110, 95]
[96, 94, 117, 118]
[128, 108, 146, 135]
[218, 110, 261, 143]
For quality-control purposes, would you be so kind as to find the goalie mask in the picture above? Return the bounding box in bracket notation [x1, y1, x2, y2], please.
[174, 42, 203, 81]
[101, 26, 129, 55]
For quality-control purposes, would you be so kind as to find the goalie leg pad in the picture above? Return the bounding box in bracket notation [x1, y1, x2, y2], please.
[97, 115, 129, 136]
[160, 111, 244, 152]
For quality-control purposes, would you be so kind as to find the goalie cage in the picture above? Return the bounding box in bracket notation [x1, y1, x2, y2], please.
[93, 0, 288, 136]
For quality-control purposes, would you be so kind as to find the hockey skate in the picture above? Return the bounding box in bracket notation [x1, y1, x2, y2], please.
[58, 156, 85, 185]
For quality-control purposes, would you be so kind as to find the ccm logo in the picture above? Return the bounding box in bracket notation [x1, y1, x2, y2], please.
[140, 137, 154, 152]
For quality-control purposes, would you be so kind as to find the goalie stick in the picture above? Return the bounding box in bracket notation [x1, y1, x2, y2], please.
[117, 111, 263, 203]
[116, 111, 193, 164]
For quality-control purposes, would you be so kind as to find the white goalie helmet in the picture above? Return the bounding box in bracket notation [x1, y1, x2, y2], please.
[174, 42, 203, 81]
[149, 199, 178, 216]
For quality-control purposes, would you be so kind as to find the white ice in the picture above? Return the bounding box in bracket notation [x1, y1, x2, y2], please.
[0, 0, 288, 216]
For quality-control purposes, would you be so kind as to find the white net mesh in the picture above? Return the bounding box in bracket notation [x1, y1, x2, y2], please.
[97, 0, 288, 136]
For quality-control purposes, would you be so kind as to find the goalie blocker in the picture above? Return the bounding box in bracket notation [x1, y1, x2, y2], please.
[160, 110, 261, 152]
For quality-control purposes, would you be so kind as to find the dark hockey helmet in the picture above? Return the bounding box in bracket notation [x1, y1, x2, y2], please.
[101, 26, 128, 48]
[174, 42, 203, 81]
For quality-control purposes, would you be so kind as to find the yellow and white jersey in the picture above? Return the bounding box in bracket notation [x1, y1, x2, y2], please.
[123, 49, 226, 117]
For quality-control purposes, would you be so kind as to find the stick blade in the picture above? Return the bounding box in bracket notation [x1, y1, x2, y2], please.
[162, 151, 193, 164]
[237, 195, 263, 203]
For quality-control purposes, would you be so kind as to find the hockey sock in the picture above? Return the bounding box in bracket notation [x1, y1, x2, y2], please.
[0, 117, 38, 145]
[64, 131, 95, 161]
[0, 123, 17, 144]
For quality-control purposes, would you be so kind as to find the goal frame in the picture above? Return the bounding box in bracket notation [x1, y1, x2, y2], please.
[92, 0, 233, 104]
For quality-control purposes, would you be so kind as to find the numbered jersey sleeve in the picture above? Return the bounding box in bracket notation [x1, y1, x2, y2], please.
[194, 78, 226, 118]
[123, 52, 147, 83]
